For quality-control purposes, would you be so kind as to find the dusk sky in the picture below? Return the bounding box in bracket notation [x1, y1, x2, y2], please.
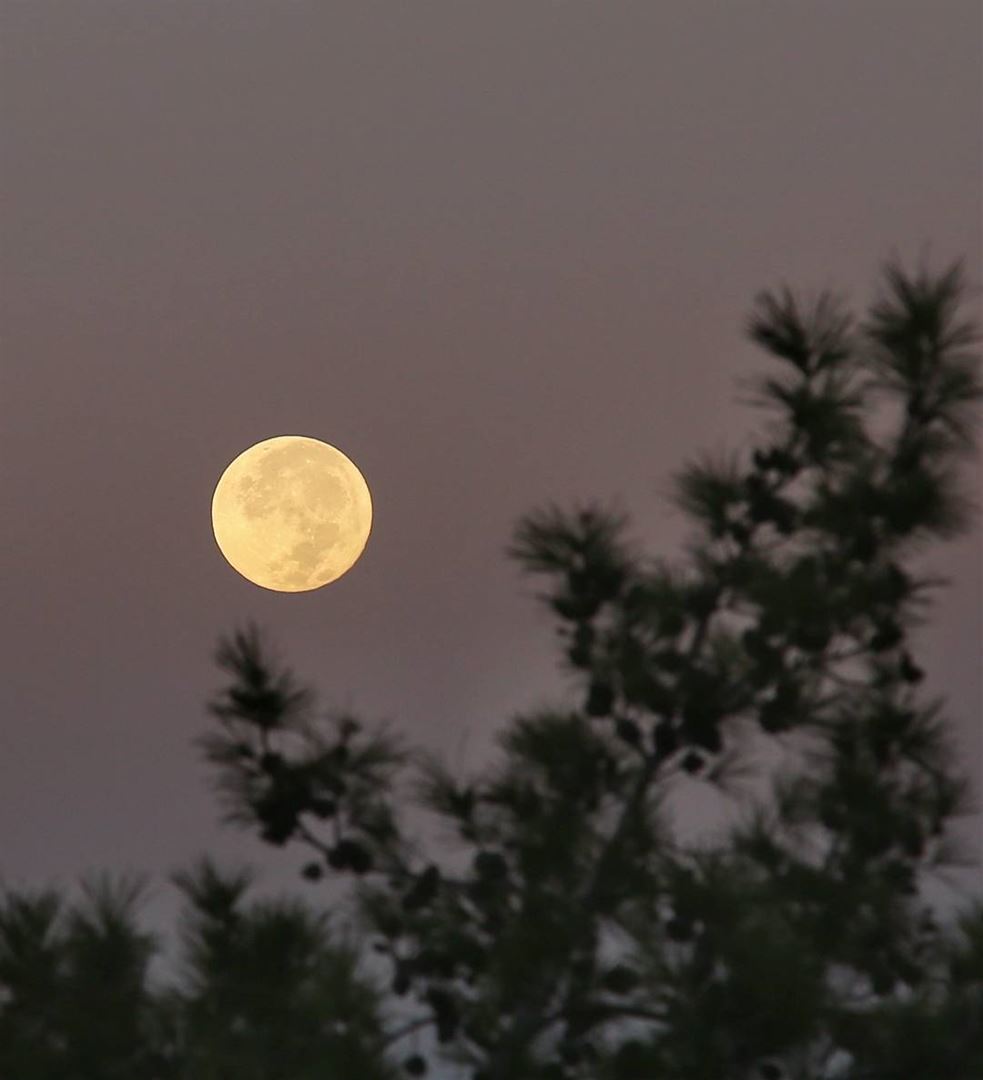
[2, 1, 980, 918]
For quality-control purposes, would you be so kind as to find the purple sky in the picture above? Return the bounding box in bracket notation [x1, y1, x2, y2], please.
[2, 2, 980, 908]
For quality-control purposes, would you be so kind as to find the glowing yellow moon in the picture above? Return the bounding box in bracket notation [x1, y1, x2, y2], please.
[211, 436, 372, 592]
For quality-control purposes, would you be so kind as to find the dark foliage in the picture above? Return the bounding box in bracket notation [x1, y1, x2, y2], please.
[3, 261, 980, 1079]
[192, 261, 983, 1079]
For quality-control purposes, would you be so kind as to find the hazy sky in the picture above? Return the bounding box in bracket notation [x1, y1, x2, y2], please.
[2, 1, 980, 912]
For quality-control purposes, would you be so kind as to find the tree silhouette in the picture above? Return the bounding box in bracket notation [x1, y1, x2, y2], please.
[0, 868, 393, 1079]
[199, 261, 983, 1078]
[0, 875, 160, 1079]
[2, 261, 980, 1079]
[169, 858, 392, 1079]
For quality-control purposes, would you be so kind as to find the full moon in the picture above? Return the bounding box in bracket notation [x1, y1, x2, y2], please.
[211, 435, 372, 592]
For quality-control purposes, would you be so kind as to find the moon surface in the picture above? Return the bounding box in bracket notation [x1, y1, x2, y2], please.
[211, 436, 372, 592]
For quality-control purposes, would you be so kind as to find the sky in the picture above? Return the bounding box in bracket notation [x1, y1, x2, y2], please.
[1, 1, 980, 921]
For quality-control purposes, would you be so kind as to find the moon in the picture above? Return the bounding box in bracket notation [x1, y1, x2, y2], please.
[211, 436, 372, 592]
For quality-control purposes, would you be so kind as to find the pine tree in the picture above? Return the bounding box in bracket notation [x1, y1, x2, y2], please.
[0, 868, 393, 1079]
[0, 875, 160, 1079]
[5, 261, 978, 1079]
[201, 260, 982, 1079]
